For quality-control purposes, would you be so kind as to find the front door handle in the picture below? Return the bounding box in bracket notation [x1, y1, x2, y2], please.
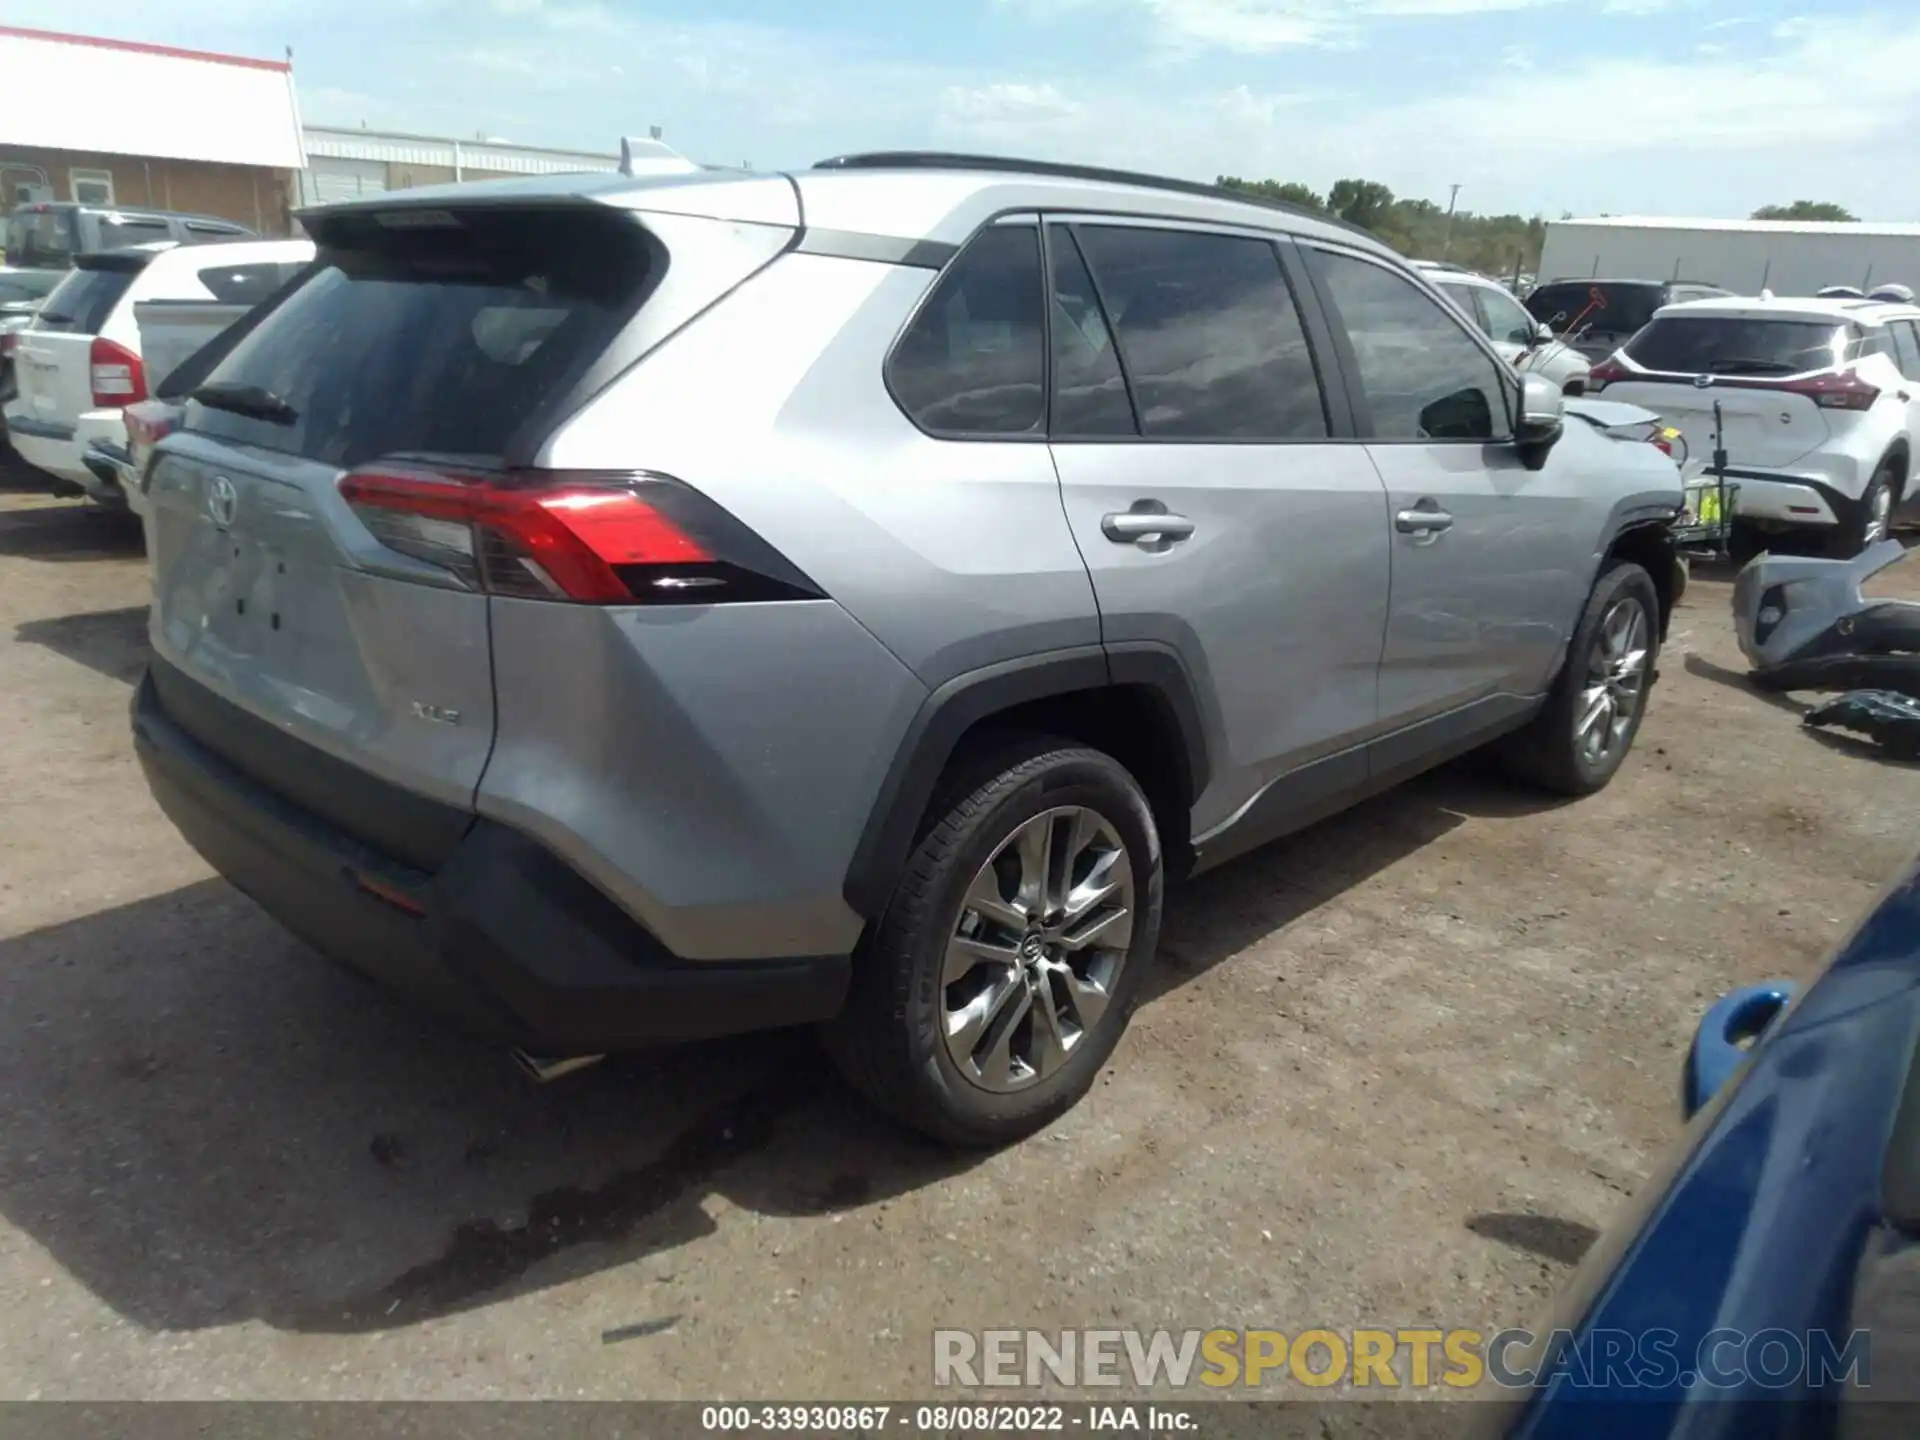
[1102, 510, 1196, 544]
[1395, 506, 1455, 535]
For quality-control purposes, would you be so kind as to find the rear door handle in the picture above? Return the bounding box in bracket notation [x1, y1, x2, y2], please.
[1102, 511, 1195, 544]
[1395, 507, 1454, 535]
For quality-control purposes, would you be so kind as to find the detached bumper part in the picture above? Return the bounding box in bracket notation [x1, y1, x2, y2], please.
[1804, 691, 1920, 760]
[1736, 539, 1920, 699]
[131, 668, 850, 1054]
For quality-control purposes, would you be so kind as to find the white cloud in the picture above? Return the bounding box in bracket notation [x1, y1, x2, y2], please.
[941, 82, 1085, 126]
[1004, 0, 1571, 53]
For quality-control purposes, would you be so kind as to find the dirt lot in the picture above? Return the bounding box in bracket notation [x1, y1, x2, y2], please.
[1, 470, 1916, 1402]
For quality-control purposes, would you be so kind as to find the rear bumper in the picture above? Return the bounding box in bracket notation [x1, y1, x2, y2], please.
[3, 405, 129, 503]
[132, 665, 850, 1055]
[1694, 469, 1847, 527]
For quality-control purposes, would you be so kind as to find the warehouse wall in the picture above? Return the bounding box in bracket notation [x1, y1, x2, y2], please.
[0, 145, 294, 233]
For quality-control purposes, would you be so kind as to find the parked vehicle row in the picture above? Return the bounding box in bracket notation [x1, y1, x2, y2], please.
[108, 153, 1686, 1145]
[1414, 261, 1592, 394]
[1588, 291, 1920, 556]
[2, 238, 311, 505]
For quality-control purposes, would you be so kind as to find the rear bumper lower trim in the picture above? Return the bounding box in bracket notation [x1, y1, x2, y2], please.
[132, 666, 850, 1054]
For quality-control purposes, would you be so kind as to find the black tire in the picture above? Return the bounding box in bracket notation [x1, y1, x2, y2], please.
[824, 735, 1164, 1147]
[1499, 561, 1662, 796]
[1827, 462, 1897, 558]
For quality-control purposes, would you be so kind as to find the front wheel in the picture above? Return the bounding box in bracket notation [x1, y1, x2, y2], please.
[825, 738, 1164, 1146]
[1499, 561, 1661, 796]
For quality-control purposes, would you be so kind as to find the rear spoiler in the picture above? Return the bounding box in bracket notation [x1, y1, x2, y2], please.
[74, 246, 172, 273]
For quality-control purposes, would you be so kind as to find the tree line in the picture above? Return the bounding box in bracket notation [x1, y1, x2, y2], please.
[1216, 177, 1860, 279]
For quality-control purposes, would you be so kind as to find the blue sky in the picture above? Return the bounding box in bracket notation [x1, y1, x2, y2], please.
[19, 0, 1920, 219]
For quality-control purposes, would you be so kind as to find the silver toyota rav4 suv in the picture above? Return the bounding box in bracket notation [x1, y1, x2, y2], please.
[131, 154, 1682, 1145]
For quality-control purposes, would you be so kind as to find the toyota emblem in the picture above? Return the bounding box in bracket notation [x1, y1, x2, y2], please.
[206, 475, 238, 529]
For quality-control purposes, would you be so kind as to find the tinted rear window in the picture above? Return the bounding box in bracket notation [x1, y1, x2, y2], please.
[189, 208, 653, 468]
[1527, 282, 1666, 335]
[1624, 317, 1848, 376]
[34, 265, 137, 334]
[887, 224, 1045, 436]
[4, 209, 78, 268]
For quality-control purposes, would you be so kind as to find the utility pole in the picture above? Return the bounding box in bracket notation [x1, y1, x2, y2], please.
[1440, 182, 1462, 260]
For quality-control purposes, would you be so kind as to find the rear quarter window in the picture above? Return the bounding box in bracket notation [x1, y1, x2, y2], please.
[196, 261, 307, 306]
[96, 216, 174, 250]
[187, 206, 655, 469]
[1625, 317, 1849, 376]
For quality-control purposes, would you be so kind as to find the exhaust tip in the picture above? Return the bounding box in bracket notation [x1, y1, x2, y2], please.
[510, 1049, 606, 1084]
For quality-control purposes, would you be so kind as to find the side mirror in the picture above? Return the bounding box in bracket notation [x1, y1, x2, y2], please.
[1533, 319, 1556, 345]
[1515, 373, 1564, 470]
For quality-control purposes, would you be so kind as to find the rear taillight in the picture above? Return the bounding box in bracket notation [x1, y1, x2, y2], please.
[1784, 369, 1879, 411]
[123, 400, 176, 450]
[0, 333, 15, 358]
[337, 465, 823, 606]
[89, 337, 147, 408]
[1587, 357, 1630, 393]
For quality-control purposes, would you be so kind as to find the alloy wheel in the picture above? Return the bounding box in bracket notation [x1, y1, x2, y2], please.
[1576, 596, 1650, 767]
[941, 806, 1136, 1093]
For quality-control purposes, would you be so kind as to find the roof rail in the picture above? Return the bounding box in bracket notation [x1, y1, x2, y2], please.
[810, 151, 1381, 243]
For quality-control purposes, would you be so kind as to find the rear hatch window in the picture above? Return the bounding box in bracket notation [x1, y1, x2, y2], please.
[3, 208, 78, 269]
[1528, 282, 1665, 335]
[31, 262, 138, 335]
[188, 206, 656, 468]
[1624, 317, 1848, 376]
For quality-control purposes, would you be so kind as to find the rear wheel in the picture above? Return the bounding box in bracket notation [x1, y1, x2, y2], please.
[825, 737, 1163, 1146]
[1500, 561, 1660, 796]
[1828, 463, 1896, 557]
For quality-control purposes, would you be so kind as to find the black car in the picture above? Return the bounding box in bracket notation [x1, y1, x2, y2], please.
[2, 202, 255, 271]
[1525, 279, 1733, 363]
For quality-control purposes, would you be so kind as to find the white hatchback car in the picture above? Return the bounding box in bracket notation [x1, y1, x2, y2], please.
[1415, 263, 1593, 396]
[1588, 295, 1920, 556]
[4, 238, 311, 508]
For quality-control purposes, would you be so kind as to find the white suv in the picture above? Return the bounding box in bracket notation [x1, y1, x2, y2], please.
[1416, 263, 1592, 396]
[1589, 295, 1920, 555]
[5, 238, 311, 509]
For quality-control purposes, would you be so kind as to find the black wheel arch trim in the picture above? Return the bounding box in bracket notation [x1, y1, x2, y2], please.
[842, 643, 1213, 921]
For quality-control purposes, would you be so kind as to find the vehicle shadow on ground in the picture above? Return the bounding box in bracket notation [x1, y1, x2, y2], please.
[0, 498, 143, 563]
[0, 762, 1541, 1338]
[15, 605, 149, 684]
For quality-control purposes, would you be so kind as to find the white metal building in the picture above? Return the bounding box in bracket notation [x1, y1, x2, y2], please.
[299, 128, 689, 206]
[1539, 216, 1920, 296]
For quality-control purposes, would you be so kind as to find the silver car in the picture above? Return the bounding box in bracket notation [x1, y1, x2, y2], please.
[130, 154, 1683, 1145]
[1417, 262, 1593, 394]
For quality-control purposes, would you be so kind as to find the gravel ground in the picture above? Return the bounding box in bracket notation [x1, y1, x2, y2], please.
[1, 470, 1916, 1402]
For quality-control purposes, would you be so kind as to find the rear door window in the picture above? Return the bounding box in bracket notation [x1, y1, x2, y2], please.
[196, 261, 306, 306]
[95, 215, 174, 250]
[888, 224, 1045, 437]
[33, 264, 138, 334]
[188, 206, 654, 468]
[1624, 317, 1848, 376]
[1528, 282, 1664, 335]
[1309, 248, 1512, 442]
[1071, 224, 1328, 440]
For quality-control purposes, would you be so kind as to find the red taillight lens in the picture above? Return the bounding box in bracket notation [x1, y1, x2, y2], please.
[89, 337, 147, 408]
[1791, 370, 1880, 411]
[1587, 357, 1630, 393]
[123, 400, 176, 449]
[338, 465, 820, 606]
